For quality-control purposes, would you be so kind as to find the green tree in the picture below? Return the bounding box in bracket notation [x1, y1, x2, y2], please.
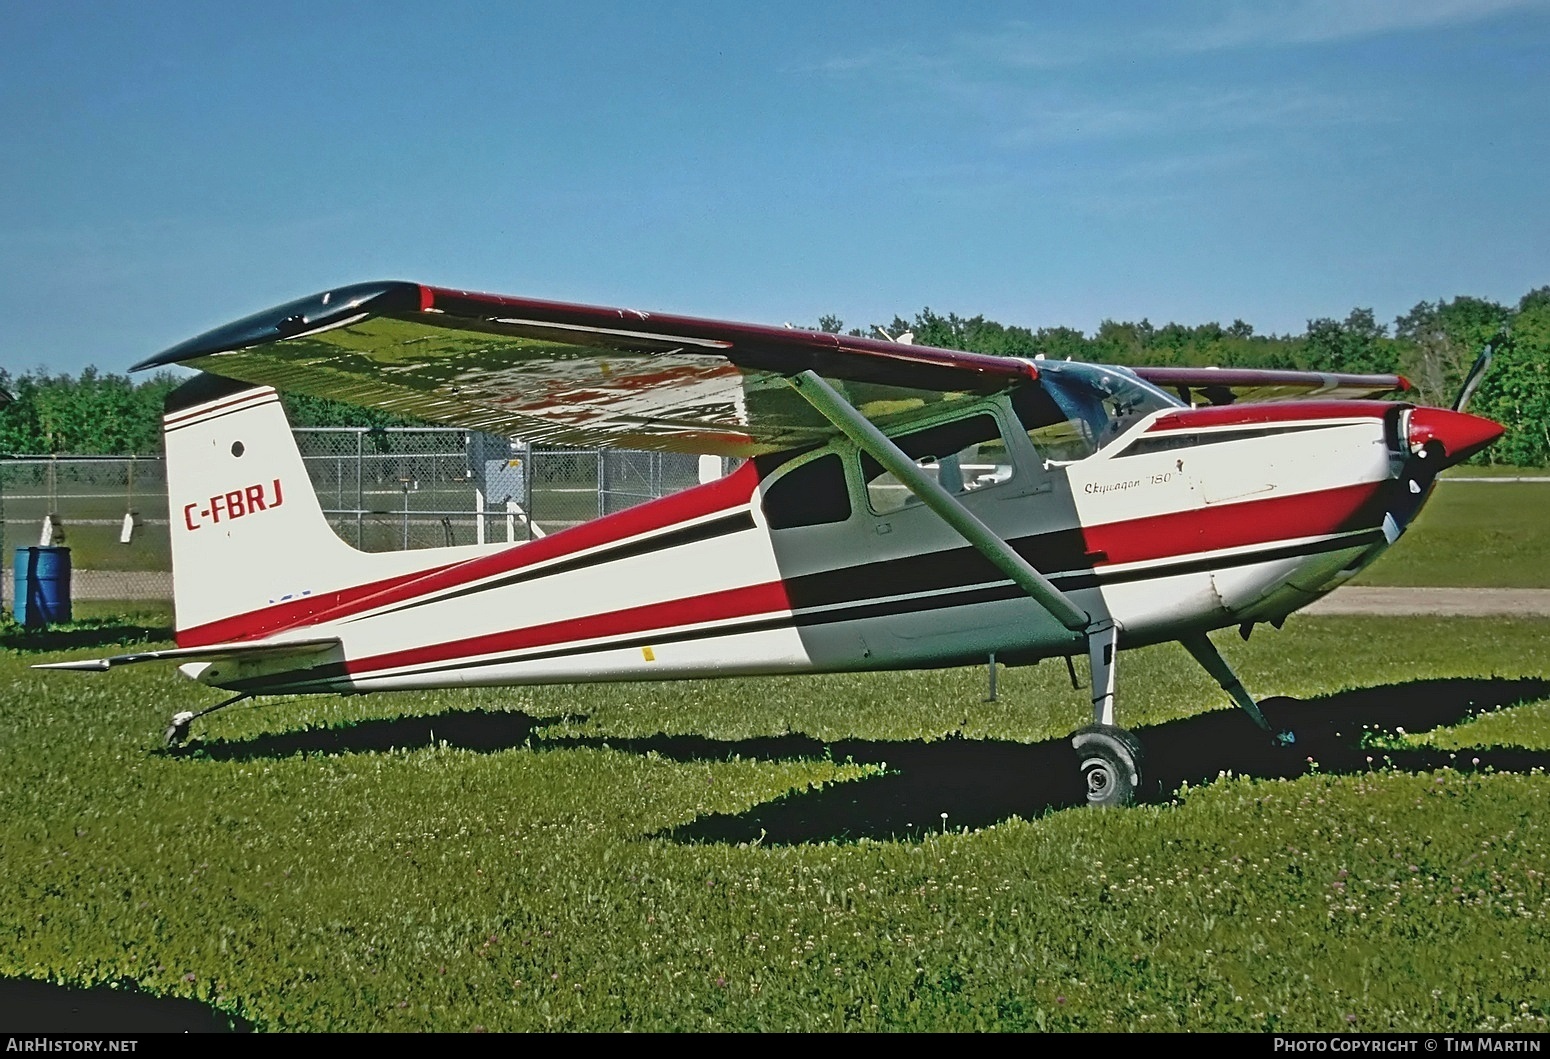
[1034, 326, 1089, 361]
[0, 368, 179, 454]
[1300, 308, 1397, 375]
[1394, 296, 1510, 408]
[278, 392, 423, 432]
[1468, 295, 1550, 466]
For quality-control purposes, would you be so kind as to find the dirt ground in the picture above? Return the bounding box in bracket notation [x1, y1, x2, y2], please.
[1303, 586, 1550, 616]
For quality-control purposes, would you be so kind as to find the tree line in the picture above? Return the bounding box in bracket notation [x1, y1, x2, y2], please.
[2, 284, 1546, 464]
[0, 370, 416, 457]
[832, 284, 1549, 466]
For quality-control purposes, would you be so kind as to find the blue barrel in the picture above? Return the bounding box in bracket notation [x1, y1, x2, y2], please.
[14, 547, 72, 628]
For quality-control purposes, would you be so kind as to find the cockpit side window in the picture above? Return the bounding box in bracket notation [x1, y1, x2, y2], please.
[859, 413, 1012, 515]
[1013, 367, 1180, 462]
[760, 452, 852, 529]
[1012, 385, 1100, 463]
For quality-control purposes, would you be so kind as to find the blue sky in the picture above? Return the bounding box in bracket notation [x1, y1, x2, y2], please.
[2, 0, 1546, 376]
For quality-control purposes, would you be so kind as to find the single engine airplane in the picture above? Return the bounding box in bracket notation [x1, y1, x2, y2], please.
[39, 282, 1505, 806]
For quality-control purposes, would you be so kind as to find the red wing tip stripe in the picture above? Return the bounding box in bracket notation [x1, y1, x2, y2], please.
[165, 388, 279, 430]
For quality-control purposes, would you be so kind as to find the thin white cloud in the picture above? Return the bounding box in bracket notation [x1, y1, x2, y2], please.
[806, 1, 1537, 154]
[1002, 84, 1383, 145]
[1171, 0, 1545, 52]
[817, 0, 1546, 78]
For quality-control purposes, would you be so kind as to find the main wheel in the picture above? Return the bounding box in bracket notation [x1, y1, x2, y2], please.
[1072, 725, 1143, 808]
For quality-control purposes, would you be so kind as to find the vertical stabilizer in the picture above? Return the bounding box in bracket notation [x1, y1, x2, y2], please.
[163, 374, 375, 642]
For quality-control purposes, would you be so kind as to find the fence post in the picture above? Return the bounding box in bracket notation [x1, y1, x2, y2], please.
[522, 440, 533, 541]
[0, 462, 6, 616]
[355, 429, 364, 549]
[597, 449, 607, 519]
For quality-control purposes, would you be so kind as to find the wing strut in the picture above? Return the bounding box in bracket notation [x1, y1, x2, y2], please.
[787, 371, 1092, 633]
[1179, 632, 1269, 730]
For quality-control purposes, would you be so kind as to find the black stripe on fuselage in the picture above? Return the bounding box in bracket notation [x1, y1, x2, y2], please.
[349, 510, 758, 621]
[1110, 423, 1333, 458]
[229, 527, 1385, 694]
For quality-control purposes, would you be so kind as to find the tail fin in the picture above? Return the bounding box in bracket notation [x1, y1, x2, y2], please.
[164, 374, 391, 642]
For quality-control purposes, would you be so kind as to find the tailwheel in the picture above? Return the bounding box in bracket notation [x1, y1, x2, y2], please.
[163, 694, 248, 748]
[165, 710, 195, 748]
[1072, 725, 1145, 808]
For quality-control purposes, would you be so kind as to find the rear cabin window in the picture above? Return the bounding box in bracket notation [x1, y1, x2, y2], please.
[860, 413, 1012, 515]
[760, 452, 851, 529]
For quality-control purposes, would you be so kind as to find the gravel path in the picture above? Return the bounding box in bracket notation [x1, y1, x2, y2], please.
[1303, 586, 1550, 616]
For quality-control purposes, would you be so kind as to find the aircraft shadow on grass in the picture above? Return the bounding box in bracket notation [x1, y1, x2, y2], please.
[170, 677, 1550, 845]
[0, 976, 250, 1033]
[5, 622, 174, 653]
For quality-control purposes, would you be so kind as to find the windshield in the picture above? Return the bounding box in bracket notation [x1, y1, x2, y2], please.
[1013, 361, 1182, 462]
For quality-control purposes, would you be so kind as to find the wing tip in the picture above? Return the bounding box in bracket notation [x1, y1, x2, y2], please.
[133, 280, 424, 371]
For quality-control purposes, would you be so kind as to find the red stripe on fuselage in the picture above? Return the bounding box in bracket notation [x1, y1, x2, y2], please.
[1145, 401, 1391, 433]
[176, 460, 762, 647]
[343, 480, 1390, 680]
[1083, 480, 1386, 566]
[339, 579, 792, 680]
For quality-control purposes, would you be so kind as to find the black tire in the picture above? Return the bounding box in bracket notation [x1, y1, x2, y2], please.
[1072, 725, 1143, 808]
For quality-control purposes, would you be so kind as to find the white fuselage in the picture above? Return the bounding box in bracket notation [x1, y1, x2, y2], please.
[169, 388, 1407, 696]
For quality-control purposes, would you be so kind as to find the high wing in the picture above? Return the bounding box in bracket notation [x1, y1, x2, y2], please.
[134, 282, 1037, 457]
[134, 281, 1409, 453]
[1133, 366, 1409, 407]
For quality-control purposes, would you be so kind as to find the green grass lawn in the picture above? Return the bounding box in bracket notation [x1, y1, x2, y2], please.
[2, 611, 1547, 1031]
[1352, 480, 1550, 588]
[1443, 463, 1549, 478]
[2, 468, 1546, 1031]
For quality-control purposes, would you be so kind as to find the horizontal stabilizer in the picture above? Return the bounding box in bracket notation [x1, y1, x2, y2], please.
[33, 637, 341, 673]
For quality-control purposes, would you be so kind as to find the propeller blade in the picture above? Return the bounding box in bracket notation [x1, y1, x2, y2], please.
[1452, 335, 1501, 413]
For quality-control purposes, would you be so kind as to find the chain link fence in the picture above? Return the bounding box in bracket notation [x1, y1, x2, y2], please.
[1, 429, 721, 606]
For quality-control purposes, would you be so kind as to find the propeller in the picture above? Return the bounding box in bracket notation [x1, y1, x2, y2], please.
[1452, 331, 1504, 413]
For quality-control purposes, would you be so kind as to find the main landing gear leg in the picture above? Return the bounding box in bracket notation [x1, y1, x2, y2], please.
[1071, 620, 1144, 808]
[1180, 632, 1295, 746]
[787, 370, 1148, 807]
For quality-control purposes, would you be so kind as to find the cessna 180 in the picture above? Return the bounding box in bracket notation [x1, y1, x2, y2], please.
[41, 282, 1505, 806]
